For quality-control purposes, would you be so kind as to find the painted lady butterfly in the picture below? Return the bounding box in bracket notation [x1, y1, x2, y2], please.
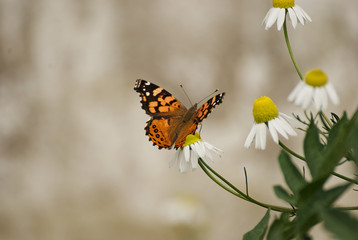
[134, 79, 225, 149]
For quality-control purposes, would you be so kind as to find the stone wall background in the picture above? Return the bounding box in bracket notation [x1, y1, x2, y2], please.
[0, 1, 357, 239]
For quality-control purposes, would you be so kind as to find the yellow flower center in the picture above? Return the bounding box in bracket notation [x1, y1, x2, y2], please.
[273, 0, 295, 8]
[183, 132, 201, 147]
[252, 96, 279, 123]
[305, 69, 328, 87]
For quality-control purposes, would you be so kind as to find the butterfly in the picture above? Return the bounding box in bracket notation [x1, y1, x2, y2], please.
[134, 79, 225, 149]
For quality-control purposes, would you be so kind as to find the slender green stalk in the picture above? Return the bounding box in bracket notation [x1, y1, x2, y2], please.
[283, 17, 304, 80]
[199, 158, 358, 213]
[198, 159, 246, 200]
[319, 111, 333, 128]
[332, 172, 358, 185]
[198, 159, 247, 199]
[279, 141, 358, 185]
[336, 206, 358, 211]
[279, 140, 305, 160]
[244, 167, 249, 196]
[198, 158, 293, 213]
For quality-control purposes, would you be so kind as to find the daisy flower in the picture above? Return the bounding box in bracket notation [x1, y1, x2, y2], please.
[244, 96, 297, 150]
[161, 193, 202, 225]
[170, 133, 223, 173]
[288, 69, 340, 110]
[263, 0, 311, 31]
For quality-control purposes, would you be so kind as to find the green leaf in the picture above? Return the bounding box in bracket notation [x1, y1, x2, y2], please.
[349, 126, 358, 166]
[243, 209, 270, 240]
[325, 112, 348, 149]
[296, 183, 351, 234]
[297, 178, 325, 205]
[295, 207, 320, 237]
[266, 219, 285, 240]
[348, 110, 358, 166]
[304, 122, 323, 178]
[304, 113, 355, 181]
[266, 213, 294, 240]
[273, 185, 295, 205]
[316, 113, 351, 179]
[321, 209, 358, 240]
[278, 150, 306, 195]
[315, 183, 350, 207]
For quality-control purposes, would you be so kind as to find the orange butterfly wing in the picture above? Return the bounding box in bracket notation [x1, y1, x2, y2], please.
[134, 79, 186, 149]
[173, 121, 198, 149]
[174, 93, 225, 149]
[134, 79, 184, 116]
[135, 79, 225, 149]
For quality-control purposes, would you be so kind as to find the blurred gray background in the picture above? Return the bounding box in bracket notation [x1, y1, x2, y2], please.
[0, 0, 357, 239]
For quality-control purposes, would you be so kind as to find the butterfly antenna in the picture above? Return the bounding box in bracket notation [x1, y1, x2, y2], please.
[197, 89, 219, 105]
[180, 84, 194, 106]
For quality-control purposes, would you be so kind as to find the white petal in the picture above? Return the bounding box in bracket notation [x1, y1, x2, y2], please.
[254, 125, 261, 149]
[293, 86, 306, 106]
[183, 146, 190, 163]
[295, 5, 312, 22]
[196, 141, 223, 162]
[209, 144, 224, 156]
[296, 85, 314, 109]
[272, 118, 289, 140]
[260, 124, 267, 150]
[204, 147, 214, 162]
[321, 88, 328, 109]
[268, 120, 279, 143]
[278, 115, 297, 136]
[244, 123, 257, 148]
[325, 83, 340, 105]
[313, 87, 322, 110]
[287, 8, 298, 28]
[177, 149, 184, 162]
[178, 150, 187, 173]
[312, 88, 319, 109]
[194, 141, 206, 159]
[263, 7, 274, 23]
[279, 112, 294, 120]
[314, 87, 328, 110]
[264, 8, 281, 30]
[203, 142, 222, 158]
[288, 81, 305, 102]
[256, 123, 267, 150]
[190, 149, 199, 169]
[276, 8, 286, 31]
[277, 118, 295, 138]
[293, 6, 305, 25]
[170, 151, 179, 168]
[302, 88, 314, 108]
[172, 139, 223, 172]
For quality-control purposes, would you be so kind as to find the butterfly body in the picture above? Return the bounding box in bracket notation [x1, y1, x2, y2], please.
[134, 79, 225, 149]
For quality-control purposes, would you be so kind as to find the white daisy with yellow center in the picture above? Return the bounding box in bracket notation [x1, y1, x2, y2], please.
[245, 96, 297, 150]
[263, 0, 311, 31]
[288, 69, 340, 110]
[171, 133, 223, 173]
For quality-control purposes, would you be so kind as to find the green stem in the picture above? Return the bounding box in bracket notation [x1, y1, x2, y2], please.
[283, 17, 304, 80]
[319, 111, 333, 128]
[199, 159, 358, 212]
[198, 158, 293, 213]
[279, 141, 358, 185]
[279, 140, 305, 160]
[336, 206, 358, 211]
[199, 158, 246, 198]
[198, 159, 246, 200]
[332, 172, 358, 185]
